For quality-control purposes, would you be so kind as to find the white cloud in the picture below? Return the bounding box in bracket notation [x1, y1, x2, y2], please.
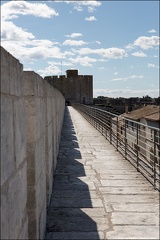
[1, 21, 35, 43]
[111, 75, 144, 81]
[64, 1, 101, 12]
[73, 5, 83, 12]
[85, 16, 97, 21]
[1, 39, 71, 64]
[147, 63, 159, 68]
[1, 2, 77, 64]
[98, 67, 105, 70]
[147, 63, 156, 68]
[114, 72, 118, 75]
[37, 60, 74, 77]
[133, 36, 160, 49]
[95, 41, 101, 44]
[37, 63, 60, 77]
[131, 51, 147, 57]
[63, 39, 88, 46]
[73, 47, 127, 59]
[69, 56, 97, 66]
[93, 88, 159, 98]
[148, 29, 156, 33]
[125, 44, 135, 50]
[1, 1, 59, 21]
[65, 33, 83, 38]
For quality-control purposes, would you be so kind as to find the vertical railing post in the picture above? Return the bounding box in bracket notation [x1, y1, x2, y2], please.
[116, 117, 118, 150]
[105, 112, 107, 139]
[153, 129, 156, 189]
[136, 123, 139, 171]
[110, 115, 112, 144]
[124, 119, 127, 159]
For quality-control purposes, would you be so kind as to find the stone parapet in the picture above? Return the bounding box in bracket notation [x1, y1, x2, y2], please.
[1, 46, 65, 239]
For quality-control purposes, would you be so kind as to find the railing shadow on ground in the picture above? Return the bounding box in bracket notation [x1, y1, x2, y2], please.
[45, 107, 100, 240]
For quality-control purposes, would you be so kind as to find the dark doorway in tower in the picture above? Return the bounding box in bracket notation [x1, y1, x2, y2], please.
[83, 97, 86, 104]
[65, 100, 70, 106]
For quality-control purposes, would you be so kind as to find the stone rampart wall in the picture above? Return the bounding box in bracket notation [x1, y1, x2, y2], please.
[1, 47, 65, 239]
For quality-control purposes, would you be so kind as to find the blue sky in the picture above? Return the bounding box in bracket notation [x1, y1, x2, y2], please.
[1, 0, 159, 98]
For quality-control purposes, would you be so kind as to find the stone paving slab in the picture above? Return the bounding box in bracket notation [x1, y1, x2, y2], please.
[49, 197, 103, 208]
[100, 179, 151, 186]
[111, 212, 158, 225]
[99, 186, 155, 194]
[103, 194, 157, 203]
[46, 232, 104, 240]
[106, 226, 159, 239]
[47, 208, 107, 218]
[45, 106, 159, 240]
[100, 173, 146, 179]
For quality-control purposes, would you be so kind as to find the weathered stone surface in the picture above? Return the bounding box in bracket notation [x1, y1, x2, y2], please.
[45, 231, 104, 240]
[101, 179, 151, 187]
[111, 203, 159, 212]
[1, 95, 14, 185]
[1, 47, 65, 240]
[8, 162, 27, 239]
[111, 212, 158, 225]
[107, 226, 159, 239]
[9, 54, 23, 96]
[103, 194, 157, 203]
[1, 47, 10, 94]
[14, 97, 26, 167]
[50, 197, 103, 208]
[52, 189, 100, 198]
[99, 186, 155, 194]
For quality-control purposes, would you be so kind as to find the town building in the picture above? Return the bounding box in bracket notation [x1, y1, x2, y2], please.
[119, 105, 160, 165]
[45, 69, 93, 105]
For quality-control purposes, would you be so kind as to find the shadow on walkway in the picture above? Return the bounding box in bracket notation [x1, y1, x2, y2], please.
[45, 107, 100, 240]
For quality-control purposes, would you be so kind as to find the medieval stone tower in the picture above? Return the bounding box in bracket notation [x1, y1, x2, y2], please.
[44, 69, 93, 105]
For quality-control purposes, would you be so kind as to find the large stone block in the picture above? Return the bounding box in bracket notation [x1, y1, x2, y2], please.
[38, 197, 47, 239]
[25, 97, 36, 143]
[1, 47, 10, 94]
[35, 98, 45, 141]
[47, 123, 53, 149]
[9, 55, 23, 97]
[36, 164, 46, 212]
[17, 215, 28, 240]
[27, 167, 36, 186]
[26, 142, 35, 169]
[1, 95, 15, 185]
[24, 71, 44, 97]
[23, 71, 36, 96]
[35, 136, 45, 180]
[35, 162, 46, 239]
[18, 161, 28, 209]
[27, 208, 37, 239]
[35, 74, 44, 97]
[27, 186, 36, 209]
[1, 46, 24, 97]
[46, 145, 53, 205]
[13, 97, 26, 167]
[8, 162, 27, 239]
[47, 98, 52, 125]
[1, 188, 9, 239]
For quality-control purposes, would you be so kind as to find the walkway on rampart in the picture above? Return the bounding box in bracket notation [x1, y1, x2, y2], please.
[45, 106, 159, 240]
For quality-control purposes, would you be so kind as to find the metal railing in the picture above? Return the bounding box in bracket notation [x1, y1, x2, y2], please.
[73, 104, 160, 191]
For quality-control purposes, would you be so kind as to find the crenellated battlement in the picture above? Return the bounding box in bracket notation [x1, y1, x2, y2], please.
[44, 69, 93, 105]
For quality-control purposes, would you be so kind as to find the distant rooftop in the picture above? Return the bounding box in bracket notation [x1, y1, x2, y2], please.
[145, 111, 160, 122]
[122, 105, 160, 121]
